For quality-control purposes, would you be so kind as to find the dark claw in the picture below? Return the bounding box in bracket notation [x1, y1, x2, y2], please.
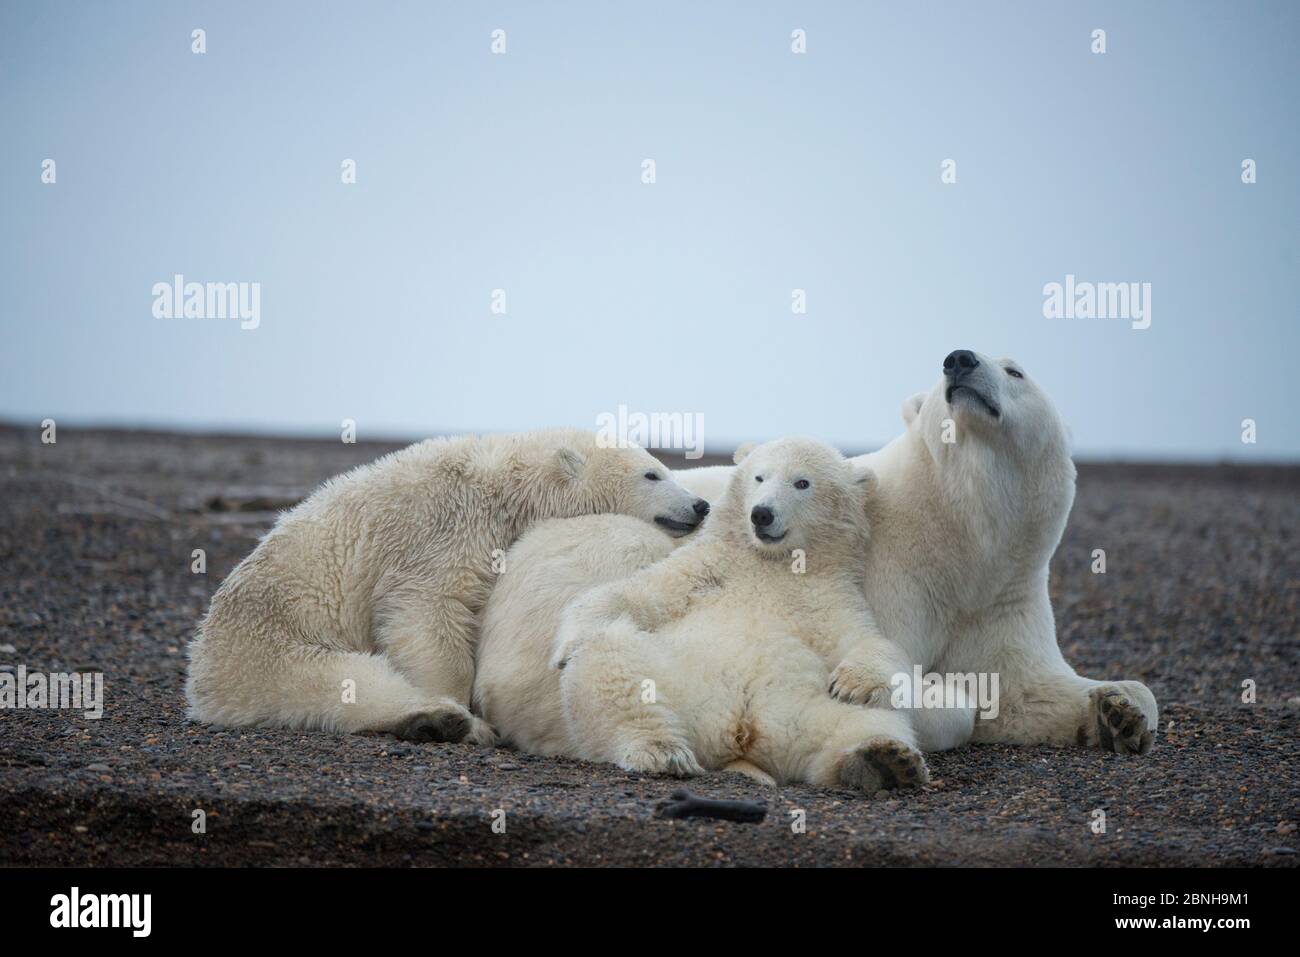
[1096, 715, 1115, 752]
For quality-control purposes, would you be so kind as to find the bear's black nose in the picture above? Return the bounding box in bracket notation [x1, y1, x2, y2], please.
[943, 350, 979, 377]
[692, 498, 710, 517]
[751, 506, 774, 528]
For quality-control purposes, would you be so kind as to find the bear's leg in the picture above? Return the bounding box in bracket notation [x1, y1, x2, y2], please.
[910, 703, 977, 752]
[721, 759, 777, 787]
[948, 600, 1157, 755]
[558, 621, 703, 777]
[766, 696, 928, 793]
[188, 643, 472, 739]
[970, 668, 1157, 755]
[373, 591, 496, 746]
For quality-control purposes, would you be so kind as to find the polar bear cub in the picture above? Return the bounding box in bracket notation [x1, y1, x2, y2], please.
[552, 437, 928, 792]
[185, 429, 708, 744]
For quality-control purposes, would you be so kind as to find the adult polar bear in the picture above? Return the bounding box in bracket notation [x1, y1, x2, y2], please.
[476, 350, 1158, 759]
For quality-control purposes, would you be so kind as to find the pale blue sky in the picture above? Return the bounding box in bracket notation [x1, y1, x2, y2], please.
[2, 1, 1297, 459]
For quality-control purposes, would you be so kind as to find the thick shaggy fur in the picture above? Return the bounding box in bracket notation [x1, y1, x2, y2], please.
[477, 438, 928, 791]
[476, 355, 1158, 760]
[186, 429, 704, 742]
[855, 355, 1157, 753]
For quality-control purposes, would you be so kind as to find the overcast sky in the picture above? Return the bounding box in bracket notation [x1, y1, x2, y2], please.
[2, 1, 1297, 460]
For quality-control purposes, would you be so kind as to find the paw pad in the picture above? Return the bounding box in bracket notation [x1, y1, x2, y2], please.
[841, 737, 929, 793]
[1090, 688, 1154, 756]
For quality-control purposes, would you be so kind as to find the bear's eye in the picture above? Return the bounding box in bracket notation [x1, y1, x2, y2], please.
[644, 472, 660, 481]
[1006, 368, 1023, 379]
[755, 476, 763, 483]
[794, 479, 810, 490]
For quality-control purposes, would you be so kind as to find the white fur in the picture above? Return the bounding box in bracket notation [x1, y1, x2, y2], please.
[840, 356, 1158, 753]
[476, 355, 1158, 760]
[665, 463, 733, 506]
[186, 429, 704, 742]
[476, 438, 928, 791]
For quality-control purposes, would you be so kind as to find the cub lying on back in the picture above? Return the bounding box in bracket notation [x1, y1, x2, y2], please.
[552, 437, 928, 792]
[185, 429, 707, 744]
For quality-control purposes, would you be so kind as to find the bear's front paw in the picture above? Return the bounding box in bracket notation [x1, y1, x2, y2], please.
[461, 714, 499, 747]
[1088, 685, 1156, 755]
[829, 662, 892, 708]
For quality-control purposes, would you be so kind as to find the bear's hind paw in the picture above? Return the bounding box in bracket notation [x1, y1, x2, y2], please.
[839, 737, 929, 794]
[393, 704, 492, 745]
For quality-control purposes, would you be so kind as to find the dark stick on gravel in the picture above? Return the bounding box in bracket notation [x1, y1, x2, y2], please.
[656, 789, 769, 823]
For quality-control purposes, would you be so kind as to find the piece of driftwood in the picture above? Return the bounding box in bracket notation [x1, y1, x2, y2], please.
[44, 473, 173, 521]
[655, 789, 768, 823]
[196, 486, 308, 513]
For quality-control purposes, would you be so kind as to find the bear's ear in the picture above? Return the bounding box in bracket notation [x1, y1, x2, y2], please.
[850, 461, 878, 495]
[732, 442, 758, 465]
[553, 446, 586, 480]
[901, 392, 926, 427]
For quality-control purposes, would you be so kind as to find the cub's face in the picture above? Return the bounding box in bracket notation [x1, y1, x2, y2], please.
[906, 349, 1071, 474]
[730, 437, 870, 558]
[586, 444, 710, 537]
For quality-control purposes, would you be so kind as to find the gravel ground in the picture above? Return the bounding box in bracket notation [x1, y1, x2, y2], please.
[0, 425, 1296, 867]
